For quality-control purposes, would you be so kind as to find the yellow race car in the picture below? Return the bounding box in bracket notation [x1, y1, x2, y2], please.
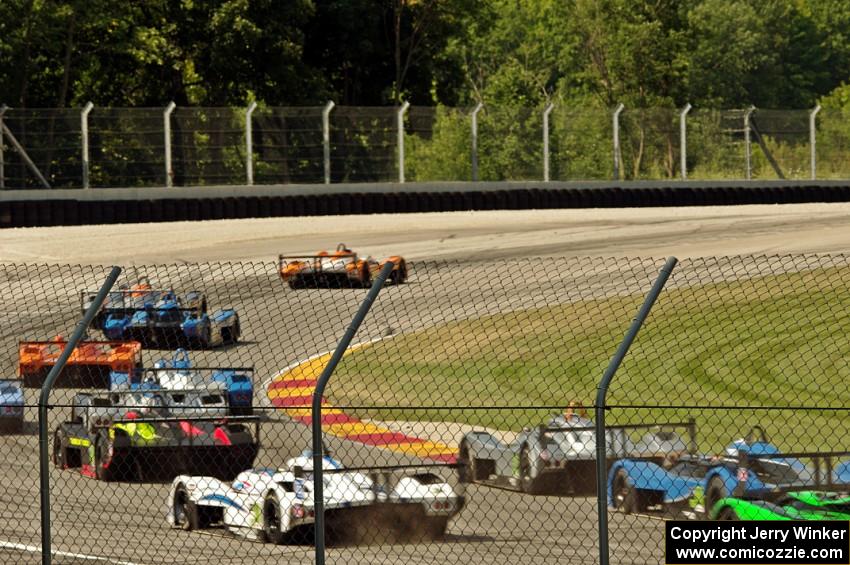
[278, 243, 407, 289]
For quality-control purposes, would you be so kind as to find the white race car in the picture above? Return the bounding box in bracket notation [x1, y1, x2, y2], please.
[166, 451, 464, 544]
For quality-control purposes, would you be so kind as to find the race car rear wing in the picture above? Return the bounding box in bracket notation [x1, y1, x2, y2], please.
[91, 414, 262, 442]
[81, 288, 172, 306]
[318, 462, 461, 474]
[121, 366, 254, 377]
[295, 461, 461, 492]
[538, 418, 698, 456]
[733, 448, 850, 497]
[112, 366, 254, 389]
[18, 340, 142, 384]
[278, 253, 355, 260]
[132, 366, 254, 372]
[278, 254, 356, 272]
[101, 386, 234, 395]
[80, 290, 203, 314]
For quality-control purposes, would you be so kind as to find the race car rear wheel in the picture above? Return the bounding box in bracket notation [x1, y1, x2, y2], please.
[52, 429, 67, 469]
[457, 440, 481, 484]
[716, 506, 739, 521]
[198, 324, 212, 349]
[390, 260, 407, 284]
[359, 264, 372, 288]
[173, 483, 200, 531]
[519, 445, 542, 495]
[221, 316, 240, 345]
[612, 469, 639, 514]
[424, 516, 449, 539]
[262, 492, 284, 545]
[95, 431, 113, 481]
[704, 476, 728, 519]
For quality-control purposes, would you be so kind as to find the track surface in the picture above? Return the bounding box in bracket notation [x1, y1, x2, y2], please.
[1, 204, 848, 564]
[4, 203, 850, 264]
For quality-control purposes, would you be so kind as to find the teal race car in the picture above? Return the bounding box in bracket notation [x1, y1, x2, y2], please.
[710, 491, 850, 520]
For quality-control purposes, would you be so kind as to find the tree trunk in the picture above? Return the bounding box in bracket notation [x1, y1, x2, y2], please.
[44, 5, 77, 182]
[632, 124, 645, 179]
[394, 1, 402, 104]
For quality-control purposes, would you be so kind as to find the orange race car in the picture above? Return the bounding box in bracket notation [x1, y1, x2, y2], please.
[18, 337, 142, 389]
[278, 243, 408, 289]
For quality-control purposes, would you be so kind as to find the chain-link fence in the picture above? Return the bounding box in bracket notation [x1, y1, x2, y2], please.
[2, 104, 848, 189]
[1, 254, 850, 563]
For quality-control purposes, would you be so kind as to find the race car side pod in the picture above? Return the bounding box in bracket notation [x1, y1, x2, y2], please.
[312, 261, 394, 565]
[595, 256, 677, 565]
[39, 266, 121, 565]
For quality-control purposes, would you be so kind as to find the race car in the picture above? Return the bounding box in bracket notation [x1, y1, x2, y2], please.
[0, 379, 24, 433]
[52, 390, 260, 481]
[711, 491, 850, 521]
[278, 243, 407, 289]
[608, 426, 850, 520]
[109, 349, 254, 415]
[18, 338, 142, 388]
[166, 451, 464, 545]
[457, 404, 696, 495]
[81, 277, 240, 349]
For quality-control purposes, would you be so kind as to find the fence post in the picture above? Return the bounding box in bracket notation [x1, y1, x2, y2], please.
[471, 102, 483, 181]
[0, 119, 51, 188]
[679, 103, 692, 180]
[397, 101, 410, 183]
[810, 104, 822, 180]
[163, 101, 176, 187]
[312, 261, 394, 565]
[322, 101, 335, 184]
[39, 266, 121, 565]
[80, 102, 94, 189]
[595, 256, 677, 565]
[245, 102, 257, 186]
[0, 104, 6, 189]
[612, 103, 625, 180]
[543, 102, 555, 182]
[744, 105, 755, 180]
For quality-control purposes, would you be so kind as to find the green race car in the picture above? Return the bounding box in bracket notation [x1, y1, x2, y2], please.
[710, 491, 850, 520]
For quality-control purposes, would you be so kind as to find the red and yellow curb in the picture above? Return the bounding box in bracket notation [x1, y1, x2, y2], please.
[267, 344, 457, 462]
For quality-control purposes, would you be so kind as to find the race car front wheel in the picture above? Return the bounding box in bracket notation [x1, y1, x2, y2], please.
[519, 445, 542, 495]
[262, 492, 284, 545]
[612, 469, 639, 514]
[716, 506, 739, 521]
[173, 483, 200, 531]
[704, 476, 728, 519]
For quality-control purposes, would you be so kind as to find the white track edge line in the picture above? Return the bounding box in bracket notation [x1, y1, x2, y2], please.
[0, 540, 147, 565]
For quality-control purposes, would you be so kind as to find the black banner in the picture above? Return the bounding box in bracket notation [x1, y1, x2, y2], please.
[666, 521, 849, 564]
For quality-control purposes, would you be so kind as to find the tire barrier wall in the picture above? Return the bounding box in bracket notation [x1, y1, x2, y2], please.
[4, 181, 850, 228]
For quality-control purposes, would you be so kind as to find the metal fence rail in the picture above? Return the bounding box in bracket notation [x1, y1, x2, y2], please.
[2, 104, 849, 190]
[0, 255, 849, 563]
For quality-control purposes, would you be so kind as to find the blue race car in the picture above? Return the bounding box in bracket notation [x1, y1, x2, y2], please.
[109, 349, 254, 415]
[0, 379, 24, 433]
[608, 426, 850, 520]
[82, 277, 240, 349]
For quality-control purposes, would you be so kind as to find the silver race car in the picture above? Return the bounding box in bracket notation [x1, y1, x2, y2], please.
[0, 379, 24, 433]
[457, 408, 696, 495]
[167, 451, 464, 544]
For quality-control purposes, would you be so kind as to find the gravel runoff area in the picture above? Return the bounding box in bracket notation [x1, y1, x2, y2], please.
[1, 203, 848, 564]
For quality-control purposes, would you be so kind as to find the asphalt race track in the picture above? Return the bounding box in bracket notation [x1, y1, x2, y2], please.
[2, 204, 850, 564]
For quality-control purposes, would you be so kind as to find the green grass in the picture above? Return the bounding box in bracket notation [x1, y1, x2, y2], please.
[330, 266, 850, 452]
